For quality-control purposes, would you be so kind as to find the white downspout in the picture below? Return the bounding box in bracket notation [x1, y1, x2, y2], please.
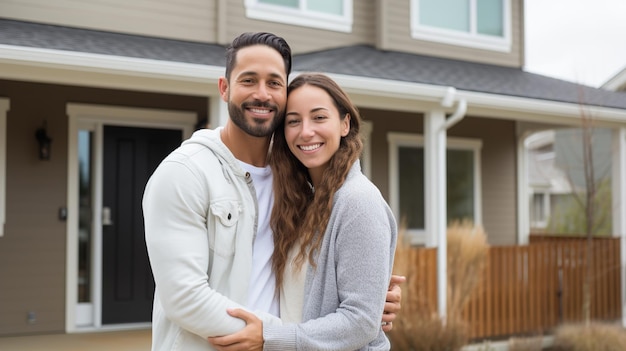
[434, 87, 467, 319]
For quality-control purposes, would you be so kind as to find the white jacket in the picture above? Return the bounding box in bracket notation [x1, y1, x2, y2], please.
[143, 128, 279, 351]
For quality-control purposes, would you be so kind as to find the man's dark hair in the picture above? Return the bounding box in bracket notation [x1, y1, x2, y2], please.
[224, 32, 292, 80]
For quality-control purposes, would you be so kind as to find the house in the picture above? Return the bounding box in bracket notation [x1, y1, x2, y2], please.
[603, 65, 626, 92]
[527, 127, 614, 234]
[2, 0, 626, 337]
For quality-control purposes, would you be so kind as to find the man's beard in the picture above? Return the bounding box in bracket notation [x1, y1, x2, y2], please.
[228, 100, 284, 137]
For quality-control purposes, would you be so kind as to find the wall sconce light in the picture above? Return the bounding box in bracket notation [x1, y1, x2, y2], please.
[35, 121, 52, 161]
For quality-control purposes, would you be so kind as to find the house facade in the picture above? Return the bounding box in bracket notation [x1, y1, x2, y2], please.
[2, 0, 626, 337]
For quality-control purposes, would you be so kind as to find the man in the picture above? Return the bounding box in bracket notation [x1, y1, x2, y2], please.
[143, 32, 403, 351]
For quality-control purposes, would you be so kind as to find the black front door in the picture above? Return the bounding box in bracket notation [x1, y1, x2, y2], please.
[102, 125, 182, 324]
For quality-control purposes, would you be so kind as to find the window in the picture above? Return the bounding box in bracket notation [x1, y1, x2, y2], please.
[78, 130, 94, 303]
[530, 192, 548, 228]
[411, 0, 511, 52]
[389, 133, 482, 243]
[0, 98, 8, 237]
[245, 0, 353, 32]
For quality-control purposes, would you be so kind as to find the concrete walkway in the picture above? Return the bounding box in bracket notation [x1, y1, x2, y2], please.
[0, 329, 151, 351]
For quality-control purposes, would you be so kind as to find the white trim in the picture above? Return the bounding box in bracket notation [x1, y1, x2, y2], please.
[0, 44, 221, 96]
[457, 90, 626, 125]
[0, 44, 222, 82]
[0, 98, 9, 237]
[65, 103, 196, 332]
[244, 0, 353, 33]
[410, 0, 512, 52]
[76, 303, 94, 327]
[387, 133, 425, 244]
[361, 120, 373, 179]
[315, 72, 626, 125]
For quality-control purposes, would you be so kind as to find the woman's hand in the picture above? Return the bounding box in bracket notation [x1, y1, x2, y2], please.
[208, 309, 264, 351]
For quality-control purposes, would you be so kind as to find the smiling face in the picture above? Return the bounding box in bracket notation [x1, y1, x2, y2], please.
[219, 44, 287, 137]
[284, 84, 350, 186]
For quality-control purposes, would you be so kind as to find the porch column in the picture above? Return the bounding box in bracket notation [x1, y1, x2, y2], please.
[517, 130, 531, 245]
[613, 128, 626, 326]
[0, 98, 8, 237]
[209, 96, 229, 128]
[424, 109, 447, 318]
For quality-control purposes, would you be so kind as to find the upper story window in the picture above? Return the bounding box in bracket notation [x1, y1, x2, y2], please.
[245, 0, 353, 33]
[411, 0, 511, 52]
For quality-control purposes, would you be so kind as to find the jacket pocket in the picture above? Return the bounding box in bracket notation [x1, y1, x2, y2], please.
[208, 200, 241, 257]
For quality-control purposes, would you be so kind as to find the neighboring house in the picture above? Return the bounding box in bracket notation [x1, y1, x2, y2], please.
[603, 65, 626, 92]
[526, 130, 571, 230]
[526, 128, 613, 233]
[2, 0, 626, 337]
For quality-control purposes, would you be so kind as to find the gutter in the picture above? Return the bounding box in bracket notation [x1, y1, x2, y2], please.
[323, 72, 626, 125]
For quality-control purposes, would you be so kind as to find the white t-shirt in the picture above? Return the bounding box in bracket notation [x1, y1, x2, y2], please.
[239, 161, 279, 316]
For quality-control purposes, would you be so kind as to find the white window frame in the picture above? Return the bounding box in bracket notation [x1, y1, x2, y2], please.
[410, 0, 512, 52]
[0, 98, 9, 237]
[388, 133, 482, 244]
[244, 0, 353, 33]
[360, 120, 373, 179]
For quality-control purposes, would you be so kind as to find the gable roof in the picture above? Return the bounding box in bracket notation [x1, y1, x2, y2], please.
[2, 18, 626, 111]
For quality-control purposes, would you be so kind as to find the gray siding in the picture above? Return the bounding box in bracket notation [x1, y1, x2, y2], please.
[0, 81, 69, 335]
[221, 0, 376, 52]
[364, 108, 424, 201]
[0, 80, 207, 336]
[0, 0, 218, 42]
[379, 0, 524, 68]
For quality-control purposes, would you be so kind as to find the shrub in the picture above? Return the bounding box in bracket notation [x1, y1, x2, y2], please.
[551, 322, 626, 351]
[388, 219, 488, 351]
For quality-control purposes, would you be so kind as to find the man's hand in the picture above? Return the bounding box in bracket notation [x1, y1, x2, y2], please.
[208, 309, 263, 351]
[382, 274, 406, 332]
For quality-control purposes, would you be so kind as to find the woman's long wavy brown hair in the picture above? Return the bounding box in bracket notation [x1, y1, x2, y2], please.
[269, 73, 363, 290]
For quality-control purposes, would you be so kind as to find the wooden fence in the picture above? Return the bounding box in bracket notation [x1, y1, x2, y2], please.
[404, 236, 622, 341]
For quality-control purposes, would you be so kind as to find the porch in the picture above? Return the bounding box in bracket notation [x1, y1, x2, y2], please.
[0, 329, 150, 351]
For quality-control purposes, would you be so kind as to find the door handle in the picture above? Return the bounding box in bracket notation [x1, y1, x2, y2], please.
[102, 206, 114, 226]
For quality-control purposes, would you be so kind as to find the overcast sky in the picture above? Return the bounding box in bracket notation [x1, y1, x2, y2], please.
[524, 0, 626, 88]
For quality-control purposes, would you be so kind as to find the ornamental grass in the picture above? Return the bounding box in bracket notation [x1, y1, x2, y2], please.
[388, 219, 488, 351]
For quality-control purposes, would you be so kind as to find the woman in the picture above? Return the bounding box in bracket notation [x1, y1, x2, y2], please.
[210, 73, 398, 350]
